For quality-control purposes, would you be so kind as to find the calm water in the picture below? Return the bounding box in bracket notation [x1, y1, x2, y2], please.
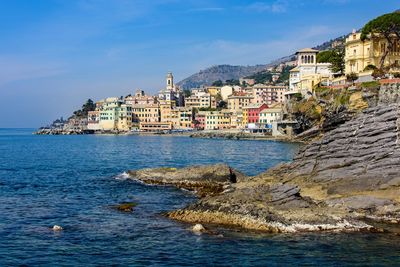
[0, 129, 399, 266]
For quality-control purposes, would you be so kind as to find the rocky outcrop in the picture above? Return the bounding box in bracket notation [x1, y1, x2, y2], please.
[166, 104, 400, 233]
[125, 84, 400, 233]
[127, 164, 245, 197]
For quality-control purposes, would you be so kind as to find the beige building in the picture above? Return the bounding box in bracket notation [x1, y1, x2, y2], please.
[132, 103, 160, 123]
[252, 84, 287, 105]
[345, 30, 400, 75]
[185, 92, 212, 109]
[169, 107, 193, 129]
[259, 106, 283, 126]
[227, 92, 254, 112]
[204, 110, 231, 130]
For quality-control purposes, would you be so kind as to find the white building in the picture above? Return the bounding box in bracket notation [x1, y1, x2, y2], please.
[158, 72, 184, 106]
[287, 48, 333, 97]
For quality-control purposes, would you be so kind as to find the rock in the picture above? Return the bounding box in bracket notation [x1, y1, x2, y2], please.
[113, 202, 137, 212]
[192, 223, 206, 233]
[127, 164, 246, 197]
[52, 225, 63, 231]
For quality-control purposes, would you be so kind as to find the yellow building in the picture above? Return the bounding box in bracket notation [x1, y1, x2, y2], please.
[132, 103, 160, 123]
[345, 30, 400, 75]
[169, 107, 193, 129]
[227, 93, 253, 112]
[98, 97, 132, 131]
[204, 110, 231, 130]
[205, 86, 221, 97]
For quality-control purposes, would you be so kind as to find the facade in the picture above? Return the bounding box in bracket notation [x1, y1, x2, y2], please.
[205, 86, 221, 97]
[185, 92, 211, 109]
[132, 103, 160, 123]
[345, 30, 400, 75]
[193, 111, 206, 130]
[252, 84, 287, 105]
[139, 121, 173, 132]
[227, 92, 254, 112]
[259, 107, 283, 127]
[125, 90, 157, 105]
[204, 110, 231, 130]
[169, 107, 193, 129]
[87, 110, 101, 130]
[98, 97, 132, 131]
[242, 103, 268, 126]
[288, 48, 333, 97]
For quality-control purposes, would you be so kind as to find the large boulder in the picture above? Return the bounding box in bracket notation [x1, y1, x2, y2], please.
[127, 164, 245, 197]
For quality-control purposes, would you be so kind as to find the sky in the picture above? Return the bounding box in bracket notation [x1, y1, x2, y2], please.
[0, 0, 398, 127]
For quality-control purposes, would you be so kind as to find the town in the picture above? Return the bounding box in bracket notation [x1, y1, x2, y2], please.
[38, 25, 400, 138]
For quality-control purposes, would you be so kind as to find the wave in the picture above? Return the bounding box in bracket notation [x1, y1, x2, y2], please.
[114, 172, 130, 180]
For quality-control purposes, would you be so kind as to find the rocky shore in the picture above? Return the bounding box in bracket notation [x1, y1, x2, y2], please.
[126, 88, 400, 233]
[189, 131, 291, 141]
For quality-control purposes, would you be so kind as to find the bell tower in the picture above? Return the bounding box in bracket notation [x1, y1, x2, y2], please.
[166, 72, 174, 90]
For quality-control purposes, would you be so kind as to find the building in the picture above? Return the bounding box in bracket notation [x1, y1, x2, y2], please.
[344, 30, 400, 76]
[125, 90, 157, 105]
[193, 111, 206, 130]
[252, 84, 287, 105]
[239, 78, 255, 86]
[87, 110, 101, 130]
[132, 103, 160, 123]
[287, 48, 333, 97]
[139, 121, 173, 132]
[259, 106, 283, 127]
[204, 110, 231, 130]
[185, 92, 212, 109]
[170, 107, 193, 129]
[98, 97, 132, 131]
[227, 92, 254, 112]
[242, 103, 268, 127]
[205, 86, 221, 97]
[158, 72, 184, 107]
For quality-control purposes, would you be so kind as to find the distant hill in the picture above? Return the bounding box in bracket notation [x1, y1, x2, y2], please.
[177, 35, 346, 89]
[176, 64, 269, 89]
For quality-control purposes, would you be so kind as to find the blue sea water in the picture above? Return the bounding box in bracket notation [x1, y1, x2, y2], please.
[0, 128, 399, 266]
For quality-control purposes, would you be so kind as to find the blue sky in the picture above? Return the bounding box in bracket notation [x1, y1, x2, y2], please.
[0, 0, 398, 127]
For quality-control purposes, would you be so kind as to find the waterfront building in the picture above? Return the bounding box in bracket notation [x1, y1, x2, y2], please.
[252, 84, 287, 105]
[242, 103, 268, 126]
[230, 111, 243, 128]
[132, 103, 160, 123]
[287, 48, 333, 97]
[169, 107, 193, 129]
[193, 111, 206, 130]
[227, 92, 254, 112]
[98, 97, 132, 131]
[259, 105, 283, 127]
[139, 121, 173, 132]
[344, 30, 400, 77]
[204, 110, 231, 130]
[87, 110, 101, 130]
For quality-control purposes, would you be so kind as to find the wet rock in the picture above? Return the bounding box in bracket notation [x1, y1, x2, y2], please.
[127, 164, 246, 197]
[192, 224, 206, 233]
[52, 225, 63, 231]
[113, 202, 137, 212]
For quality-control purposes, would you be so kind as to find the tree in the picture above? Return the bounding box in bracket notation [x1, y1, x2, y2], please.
[330, 47, 345, 74]
[317, 50, 335, 63]
[217, 100, 227, 109]
[82, 99, 96, 115]
[212, 80, 223, 87]
[183, 89, 192, 97]
[361, 12, 400, 69]
[346, 72, 358, 84]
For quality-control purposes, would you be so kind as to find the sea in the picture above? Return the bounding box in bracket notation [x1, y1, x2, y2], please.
[0, 128, 399, 266]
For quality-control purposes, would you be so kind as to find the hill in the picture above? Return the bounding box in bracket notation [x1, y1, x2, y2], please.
[177, 35, 346, 89]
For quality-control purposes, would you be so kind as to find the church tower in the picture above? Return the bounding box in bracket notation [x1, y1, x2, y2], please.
[166, 72, 174, 90]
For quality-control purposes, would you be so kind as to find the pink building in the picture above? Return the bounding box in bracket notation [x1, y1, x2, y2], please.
[193, 112, 206, 130]
[246, 103, 268, 124]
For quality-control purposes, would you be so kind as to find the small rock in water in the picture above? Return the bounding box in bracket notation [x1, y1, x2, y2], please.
[52, 225, 63, 231]
[192, 224, 206, 233]
[113, 202, 137, 212]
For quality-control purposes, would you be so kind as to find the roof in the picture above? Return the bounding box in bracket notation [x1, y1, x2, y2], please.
[260, 107, 283, 113]
[295, 48, 319, 54]
[289, 66, 300, 72]
[242, 103, 268, 109]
